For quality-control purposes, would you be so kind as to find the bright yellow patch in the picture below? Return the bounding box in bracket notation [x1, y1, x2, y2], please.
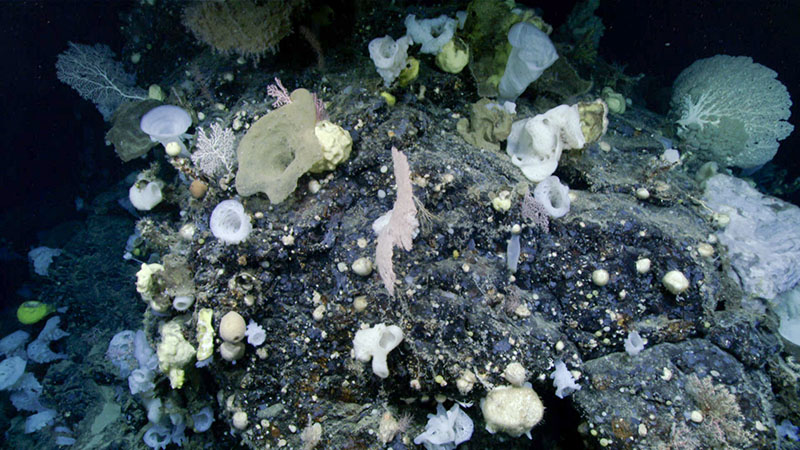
[17, 301, 54, 324]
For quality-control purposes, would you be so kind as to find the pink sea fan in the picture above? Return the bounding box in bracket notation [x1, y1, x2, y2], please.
[266, 77, 291, 108]
[375, 147, 418, 296]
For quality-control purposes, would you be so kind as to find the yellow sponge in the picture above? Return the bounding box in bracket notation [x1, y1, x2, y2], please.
[311, 120, 353, 173]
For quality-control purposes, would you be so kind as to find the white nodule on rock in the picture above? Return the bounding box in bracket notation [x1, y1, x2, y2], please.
[662, 270, 690, 295]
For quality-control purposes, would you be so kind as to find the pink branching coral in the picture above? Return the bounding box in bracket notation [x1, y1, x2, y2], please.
[375, 148, 418, 296]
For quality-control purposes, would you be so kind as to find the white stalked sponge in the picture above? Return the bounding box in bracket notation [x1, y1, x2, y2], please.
[140, 104, 191, 153]
[353, 323, 404, 378]
[209, 200, 252, 245]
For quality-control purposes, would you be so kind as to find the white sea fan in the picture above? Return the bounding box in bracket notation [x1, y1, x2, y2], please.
[55, 42, 147, 120]
[191, 122, 237, 178]
[670, 55, 793, 168]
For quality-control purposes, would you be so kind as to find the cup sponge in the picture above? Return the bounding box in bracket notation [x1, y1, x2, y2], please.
[209, 200, 252, 245]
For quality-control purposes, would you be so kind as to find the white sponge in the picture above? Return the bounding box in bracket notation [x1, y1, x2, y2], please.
[404, 14, 457, 54]
[534, 176, 570, 218]
[506, 104, 584, 182]
[498, 22, 558, 102]
[550, 360, 581, 399]
[129, 180, 163, 211]
[368, 35, 412, 87]
[481, 384, 543, 438]
[353, 323, 403, 378]
[209, 199, 252, 245]
[414, 403, 473, 449]
[0, 356, 26, 391]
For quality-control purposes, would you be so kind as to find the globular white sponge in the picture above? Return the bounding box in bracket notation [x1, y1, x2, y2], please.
[106, 330, 137, 378]
[481, 384, 544, 438]
[534, 176, 570, 218]
[142, 424, 171, 449]
[624, 331, 645, 356]
[191, 406, 214, 433]
[506, 104, 584, 182]
[128, 367, 155, 395]
[209, 199, 252, 245]
[245, 320, 266, 347]
[352, 323, 404, 378]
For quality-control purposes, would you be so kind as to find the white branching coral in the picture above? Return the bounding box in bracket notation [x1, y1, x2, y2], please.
[191, 122, 237, 178]
[676, 91, 722, 131]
